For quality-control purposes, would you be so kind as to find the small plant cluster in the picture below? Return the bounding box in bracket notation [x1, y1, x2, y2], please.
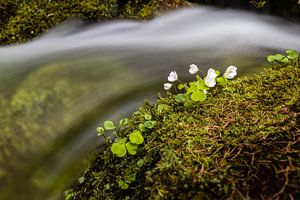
[163, 64, 238, 107]
[267, 49, 299, 65]
[97, 114, 157, 157]
[97, 65, 238, 158]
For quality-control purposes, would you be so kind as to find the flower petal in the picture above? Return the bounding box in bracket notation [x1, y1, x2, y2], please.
[224, 65, 237, 79]
[164, 83, 172, 90]
[204, 77, 216, 87]
[189, 64, 199, 74]
[168, 71, 178, 82]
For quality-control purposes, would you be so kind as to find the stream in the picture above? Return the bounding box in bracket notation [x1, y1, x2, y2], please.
[0, 6, 300, 200]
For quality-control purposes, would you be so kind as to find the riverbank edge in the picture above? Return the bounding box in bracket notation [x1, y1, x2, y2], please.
[68, 59, 300, 199]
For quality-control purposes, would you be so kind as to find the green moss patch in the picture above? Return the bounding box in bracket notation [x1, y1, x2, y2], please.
[69, 62, 300, 199]
[0, 0, 187, 45]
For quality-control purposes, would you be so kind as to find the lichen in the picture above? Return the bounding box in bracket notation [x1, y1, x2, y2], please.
[69, 61, 300, 199]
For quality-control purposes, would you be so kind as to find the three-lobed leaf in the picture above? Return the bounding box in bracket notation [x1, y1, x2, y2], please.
[175, 93, 188, 102]
[156, 104, 171, 114]
[138, 123, 146, 132]
[126, 142, 138, 155]
[178, 84, 186, 90]
[144, 120, 157, 129]
[111, 142, 127, 157]
[190, 90, 206, 102]
[216, 76, 229, 86]
[144, 113, 152, 121]
[286, 50, 299, 60]
[184, 99, 194, 108]
[129, 130, 144, 145]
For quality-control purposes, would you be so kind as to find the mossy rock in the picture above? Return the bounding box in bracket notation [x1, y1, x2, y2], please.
[0, 0, 188, 45]
[68, 61, 300, 199]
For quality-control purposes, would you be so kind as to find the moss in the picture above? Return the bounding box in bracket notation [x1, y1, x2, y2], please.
[0, 0, 187, 45]
[69, 61, 300, 199]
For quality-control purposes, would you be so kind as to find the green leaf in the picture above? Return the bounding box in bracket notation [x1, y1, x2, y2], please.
[96, 127, 105, 136]
[267, 55, 275, 63]
[281, 57, 289, 63]
[119, 118, 129, 127]
[144, 120, 157, 129]
[178, 84, 186, 90]
[184, 100, 194, 109]
[144, 113, 152, 121]
[274, 54, 285, 61]
[216, 76, 229, 86]
[190, 90, 206, 102]
[188, 81, 196, 87]
[119, 138, 127, 143]
[137, 159, 144, 168]
[104, 120, 115, 130]
[111, 142, 127, 157]
[175, 93, 188, 102]
[186, 85, 196, 94]
[286, 50, 299, 59]
[215, 70, 220, 77]
[156, 104, 171, 114]
[118, 180, 129, 189]
[126, 142, 138, 155]
[196, 80, 208, 90]
[196, 75, 202, 81]
[129, 130, 144, 145]
[138, 123, 146, 132]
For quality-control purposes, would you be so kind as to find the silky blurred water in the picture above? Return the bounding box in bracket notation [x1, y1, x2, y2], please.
[0, 6, 299, 200]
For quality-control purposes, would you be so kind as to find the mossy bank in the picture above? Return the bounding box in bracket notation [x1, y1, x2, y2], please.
[0, 0, 187, 45]
[68, 60, 300, 199]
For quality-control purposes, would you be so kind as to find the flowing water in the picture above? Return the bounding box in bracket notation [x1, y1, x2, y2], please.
[0, 6, 300, 200]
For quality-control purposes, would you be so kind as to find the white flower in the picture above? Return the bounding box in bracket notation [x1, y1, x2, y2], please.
[163, 83, 172, 90]
[204, 76, 216, 87]
[224, 65, 237, 79]
[203, 90, 207, 94]
[189, 64, 199, 74]
[204, 68, 217, 87]
[207, 68, 218, 79]
[168, 71, 178, 82]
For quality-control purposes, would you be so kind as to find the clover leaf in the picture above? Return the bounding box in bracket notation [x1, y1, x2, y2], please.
[286, 50, 299, 60]
[190, 90, 206, 102]
[175, 94, 188, 102]
[111, 142, 127, 157]
[216, 76, 229, 86]
[126, 142, 138, 155]
[267, 55, 275, 63]
[144, 120, 157, 129]
[144, 113, 152, 121]
[129, 130, 144, 145]
[138, 123, 146, 132]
